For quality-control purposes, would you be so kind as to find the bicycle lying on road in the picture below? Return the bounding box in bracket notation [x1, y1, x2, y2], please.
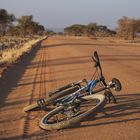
[23, 51, 122, 130]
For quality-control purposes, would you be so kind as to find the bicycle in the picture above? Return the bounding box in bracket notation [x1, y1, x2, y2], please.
[38, 51, 122, 130]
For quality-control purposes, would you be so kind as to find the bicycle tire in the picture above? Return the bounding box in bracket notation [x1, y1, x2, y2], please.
[23, 86, 80, 112]
[39, 93, 107, 130]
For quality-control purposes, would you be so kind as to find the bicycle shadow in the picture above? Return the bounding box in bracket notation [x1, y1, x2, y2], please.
[67, 93, 140, 129]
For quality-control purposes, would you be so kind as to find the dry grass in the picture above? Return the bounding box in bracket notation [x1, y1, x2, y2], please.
[0, 36, 46, 65]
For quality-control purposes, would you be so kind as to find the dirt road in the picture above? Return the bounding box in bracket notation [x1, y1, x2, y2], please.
[0, 36, 140, 140]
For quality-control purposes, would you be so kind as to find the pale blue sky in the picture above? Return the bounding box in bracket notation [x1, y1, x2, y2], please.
[0, 0, 140, 29]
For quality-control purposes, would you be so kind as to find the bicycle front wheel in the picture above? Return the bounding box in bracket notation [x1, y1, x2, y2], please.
[39, 93, 107, 130]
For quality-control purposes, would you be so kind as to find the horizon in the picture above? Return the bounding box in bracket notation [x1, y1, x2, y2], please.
[0, 0, 140, 31]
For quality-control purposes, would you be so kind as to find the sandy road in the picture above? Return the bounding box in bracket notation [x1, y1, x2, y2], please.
[0, 36, 140, 140]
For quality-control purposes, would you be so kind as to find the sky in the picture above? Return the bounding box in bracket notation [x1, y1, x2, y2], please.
[0, 0, 140, 30]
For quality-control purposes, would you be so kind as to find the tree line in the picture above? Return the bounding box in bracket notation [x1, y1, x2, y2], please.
[0, 9, 45, 37]
[1, 9, 140, 40]
[64, 23, 116, 37]
[64, 17, 140, 40]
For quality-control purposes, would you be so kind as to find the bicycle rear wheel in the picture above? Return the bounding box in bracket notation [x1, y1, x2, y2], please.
[39, 93, 107, 130]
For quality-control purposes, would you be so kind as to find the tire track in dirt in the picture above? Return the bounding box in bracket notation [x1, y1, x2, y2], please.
[37, 42, 60, 140]
[35, 45, 48, 139]
[22, 45, 44, 139]
[22, 41, 58, 139]
[39, 46, 45, 99]
[22, 44, 54, 139]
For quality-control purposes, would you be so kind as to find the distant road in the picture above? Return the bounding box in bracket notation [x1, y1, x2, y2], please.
[0, 36, 140, 139]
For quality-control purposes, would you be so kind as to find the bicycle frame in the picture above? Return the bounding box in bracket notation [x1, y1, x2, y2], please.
[55, 75, 100, 105]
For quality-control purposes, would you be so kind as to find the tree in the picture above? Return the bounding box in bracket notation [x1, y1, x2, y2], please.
[31, 23, 45, 35]
[17, 15, 45, 36]
[117, 16, 140, 40]
[17, 15, 34, 37]
[0, 9, 15, 36]
[95, 25, 116, 37]
[64, 24, 86, 36]
[85, 23, 97, 36]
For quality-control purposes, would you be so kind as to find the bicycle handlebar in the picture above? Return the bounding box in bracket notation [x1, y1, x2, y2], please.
[92, 51, 107, 86]
[92, 51, 103, 76]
